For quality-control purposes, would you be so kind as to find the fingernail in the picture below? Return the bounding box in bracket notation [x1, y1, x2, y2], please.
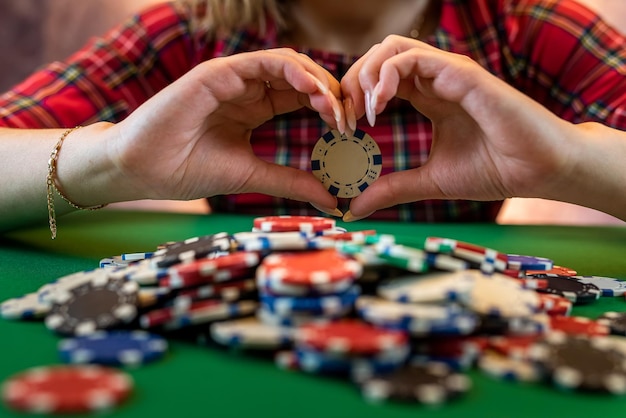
[343, 210, 374, 222]
[365, 90, 376, 127]
[344, 97, 357, 136]
[307, 73, 329, 94]
[329, 95, 344, 134]
[311, 203, 344, 217]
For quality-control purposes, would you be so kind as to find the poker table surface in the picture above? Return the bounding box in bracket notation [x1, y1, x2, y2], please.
[2, 210, 626, 418]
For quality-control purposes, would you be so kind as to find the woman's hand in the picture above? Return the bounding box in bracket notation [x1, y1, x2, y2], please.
[108, 48, 344, 213]
[341, 35, 579, 220]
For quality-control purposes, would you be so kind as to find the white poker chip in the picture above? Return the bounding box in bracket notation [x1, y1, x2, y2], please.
[377, 272, 475, 304]
[573, 276, 626, 297]
[464, 271, 540, 318]
[210, 317, 293, 349]
[311, 129, 382, 198]
[1, 292, 51, 320]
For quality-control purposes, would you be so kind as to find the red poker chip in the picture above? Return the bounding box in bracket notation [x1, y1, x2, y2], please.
[168, 251, 260, 278]
[487, 335, 542, 360]
[259, 249, 362, 287]
[161, 266, 254, 289]
[502, 269, 525, 278]
[549, 316, 610, 336]
[2, 365, 132, 414]
[322, 230, 377, 241]
[413, 336, 489, 359]
[295, 319, 408, 355]
[514, 277, 548, 290]
[536, 293, 572, 316]
[253, 216, 336, 233]
[526, 265, 577, 277]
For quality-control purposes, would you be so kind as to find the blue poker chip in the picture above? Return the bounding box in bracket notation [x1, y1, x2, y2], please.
[507, 254, 553, 271]
[260, 285, 360, 316]
[366, 312, 480, 337]
[294, 347, 352, 374]
[58, 330, 168, 366]
[356, 296, 479, 337]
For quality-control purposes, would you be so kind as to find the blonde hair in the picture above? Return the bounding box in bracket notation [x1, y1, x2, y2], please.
[181, 0, 287, 35]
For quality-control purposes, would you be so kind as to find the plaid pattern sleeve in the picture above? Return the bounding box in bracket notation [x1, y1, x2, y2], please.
[499, 0, 626, 129]
[0, 3, 196, 128]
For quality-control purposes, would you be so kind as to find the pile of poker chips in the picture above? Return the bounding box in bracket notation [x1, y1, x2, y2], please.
[4, 216, 626, 412]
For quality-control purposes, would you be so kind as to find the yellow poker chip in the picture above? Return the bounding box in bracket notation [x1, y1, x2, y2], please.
[311, 129, 382, 198]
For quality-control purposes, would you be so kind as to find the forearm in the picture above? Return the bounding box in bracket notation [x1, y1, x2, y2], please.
[540, 123, 626, 221]
[0, 123, 126, 234]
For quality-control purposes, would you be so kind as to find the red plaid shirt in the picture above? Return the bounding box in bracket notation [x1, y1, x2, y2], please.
[2, 0, 625, 222]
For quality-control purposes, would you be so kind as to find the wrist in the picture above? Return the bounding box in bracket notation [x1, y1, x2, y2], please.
[53, 121, 131, 207]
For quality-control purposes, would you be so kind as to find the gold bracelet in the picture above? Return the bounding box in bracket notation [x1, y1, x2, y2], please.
[47, 126, 107, 239]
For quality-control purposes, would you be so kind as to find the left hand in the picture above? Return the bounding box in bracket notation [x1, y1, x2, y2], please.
[340, 35, 577, 220]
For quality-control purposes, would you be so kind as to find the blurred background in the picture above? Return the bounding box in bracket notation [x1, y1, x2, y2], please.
[1, 0, 624, 225]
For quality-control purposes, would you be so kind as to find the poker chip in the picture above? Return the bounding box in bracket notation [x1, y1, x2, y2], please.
[38, 270, 109, 304]
[210, 317, 293, 349]
[487, 335, 542, 360]
[168, 251, 260, 279]
[1, 292, 50, 320]
[257, 307, 341, 328]
[58, 330, 168, 366]
[45, 274, 139, 336]
[475, 314, 548, 336]
[2, 365, 133, 413]
[572, 276, 626, 297]
[253, 216, 336, 233]
[529, 332, 626, 393]
[536, 293, 573, 317]
[140, 299, 258, 330]
[310, 129, 382, 198]
[526, 266, 577, 277]
[549, 316, 609, 336]
[111, 260, 169, 286]
[260, 285, 360, 317]
[377, 271, 475, 304]
[322, 230, 378, 242]
[150, 233, 234, 268]
[536, 275, 601, 305]
[161, 267, 253, 289]
[356, 296, 479, 337]
[597, 312, 626, 336]
[478, 352, 543, 383]
[233, 231, 334, 252]
[257, 249, 361, 290]
[173, 279, 257, 302]
[507, 254, 553, 271]
[424, 238, 508, 273]
[463, 271, 540, 318]
[358, 362, 471, 404]
[296, 319, 408, 356]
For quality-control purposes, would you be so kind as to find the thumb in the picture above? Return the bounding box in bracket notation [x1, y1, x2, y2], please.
[243, 161, 339, 214]
[347, 167, 446, 220]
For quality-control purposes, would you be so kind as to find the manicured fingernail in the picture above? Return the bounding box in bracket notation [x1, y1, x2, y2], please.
[344, 97, 357, 136]
[364, 90, 376, 127]
[343, 210, 374, 222]
[311, 203, 344, 217]
[307, 73, 329, 94]
[329, 95, 344, 134]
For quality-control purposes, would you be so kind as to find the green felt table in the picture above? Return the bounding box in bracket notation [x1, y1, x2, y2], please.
[1, 210, 626, 418]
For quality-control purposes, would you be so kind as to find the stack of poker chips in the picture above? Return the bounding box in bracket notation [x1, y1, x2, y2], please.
[6, 215, 626, 410]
